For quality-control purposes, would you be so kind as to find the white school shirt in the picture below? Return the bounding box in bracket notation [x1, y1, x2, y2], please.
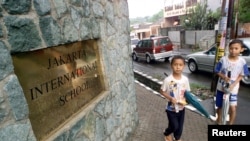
[161, 74, 190, 111]
[214, 56, 249, 94]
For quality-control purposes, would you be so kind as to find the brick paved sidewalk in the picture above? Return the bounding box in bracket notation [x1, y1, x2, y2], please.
[131, 82, 215, 141]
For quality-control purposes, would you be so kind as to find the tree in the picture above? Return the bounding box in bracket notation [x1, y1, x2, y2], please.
[148, 10, 164, 23]
[238, 0, 250, 23]
[181, 0, 220, 30]
[206, 8, 220, 30]
[130, 17, 148, 25]
[129, 10, 163, 25]
[182, 1, 208, 30]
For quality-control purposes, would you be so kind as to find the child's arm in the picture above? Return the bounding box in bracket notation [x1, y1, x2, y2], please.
[159, 89, 177, 104]
[214, 57, 229, 82]
[217, 72, 230, 82]
[230, 75, 243, 90]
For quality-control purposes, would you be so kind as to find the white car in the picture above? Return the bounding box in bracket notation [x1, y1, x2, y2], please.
[131, 38, 140, 50]
[185, 37, 250, 85]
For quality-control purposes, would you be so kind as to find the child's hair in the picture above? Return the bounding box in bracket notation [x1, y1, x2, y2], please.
[170, 55, 185, 65]
[229, 39, 243, 48]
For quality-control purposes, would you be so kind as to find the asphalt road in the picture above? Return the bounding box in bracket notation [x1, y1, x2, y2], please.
[133, 59, 250, 124]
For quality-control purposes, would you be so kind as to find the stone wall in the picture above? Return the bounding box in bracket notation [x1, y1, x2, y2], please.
[0, 0, 138, 141]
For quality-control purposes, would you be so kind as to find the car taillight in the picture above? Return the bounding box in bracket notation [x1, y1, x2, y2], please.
[153, 48, 155, 54]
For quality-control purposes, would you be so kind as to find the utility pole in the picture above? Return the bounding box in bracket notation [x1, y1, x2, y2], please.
[210, 0, 235, 92]
[233, 0, 239, 38]
[226, 0, 235, 54]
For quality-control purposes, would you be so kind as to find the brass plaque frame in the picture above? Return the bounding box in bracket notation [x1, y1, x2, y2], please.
[12, 40, 105, 140]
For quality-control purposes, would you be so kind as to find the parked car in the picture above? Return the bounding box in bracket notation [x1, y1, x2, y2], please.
[185, 37, 250, 85]
[132, 36, 173, 63]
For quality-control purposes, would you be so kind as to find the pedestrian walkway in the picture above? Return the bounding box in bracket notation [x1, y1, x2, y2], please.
[130, 81, 215, 141]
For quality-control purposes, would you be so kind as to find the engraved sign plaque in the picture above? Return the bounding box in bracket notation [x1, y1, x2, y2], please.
[12, 40, 105, 140]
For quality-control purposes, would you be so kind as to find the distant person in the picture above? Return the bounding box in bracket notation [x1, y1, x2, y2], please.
[160, 55, 190, 141]
[214, 39, 250, 125]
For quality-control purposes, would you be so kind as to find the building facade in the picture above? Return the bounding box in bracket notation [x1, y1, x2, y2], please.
[163, 0, 222, 27]
[132, 0, 221, 39]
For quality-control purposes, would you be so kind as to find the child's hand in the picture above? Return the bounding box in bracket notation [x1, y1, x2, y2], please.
[178, 100, 187, 106]
[170, 97, 177, 104]
[223, 76, 230, 83]
[229, 83, 236, 91]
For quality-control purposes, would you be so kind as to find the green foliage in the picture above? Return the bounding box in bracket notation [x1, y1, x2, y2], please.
[182, 2, 208, 30]
[238, 0, 250, 23]
[130, 17, 149, 25]
[129, 10, 163, 25]
[212, 7, 222, 20]
[181, 0, 220, 30]
[190, 83, 213, 100]
[190, 83, 209, 90]
[206, 9, 220, 30]
[148, 10, 164, 23]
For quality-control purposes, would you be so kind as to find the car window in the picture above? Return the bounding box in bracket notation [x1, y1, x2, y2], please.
[142, 40, 148, 47]
[159, 38, 170, 46]
[141, 40, 153, 48]
[241, 45, 250, 56]
[154, 40, 158, 46]
[148, 40, 153, 47]
[137, 41, 143, 47]
[241, 39, 250, 48]
[205, 46, 216, 55]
